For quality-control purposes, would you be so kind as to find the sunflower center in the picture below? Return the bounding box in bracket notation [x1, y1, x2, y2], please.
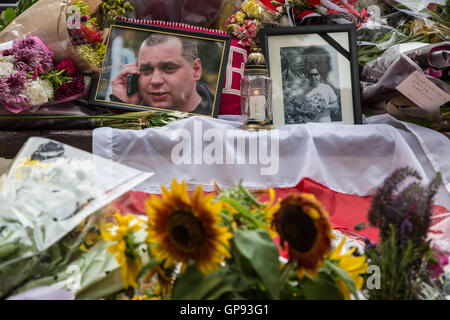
[166, 210, 205, 253]
[279, 204, 317, 253]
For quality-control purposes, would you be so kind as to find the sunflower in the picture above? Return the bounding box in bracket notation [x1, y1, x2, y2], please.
[262, 188, 281, 238]
[329, 237, 368, 300]
[270, 193, 333, 278]
[142, 265, 174, 299]
[101, 213, 143, 289]
[146, 179, 233, 274]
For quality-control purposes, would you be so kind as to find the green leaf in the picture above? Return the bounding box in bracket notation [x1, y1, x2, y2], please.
[137, 259, 159, 280]
[301, 271, 344, 300]
[233, 229, 281, 299]
[0, 8, 16, 27]
[0, 241, 20, 260]
[325, 260, 359, 299]
[172, 262, 239, 300]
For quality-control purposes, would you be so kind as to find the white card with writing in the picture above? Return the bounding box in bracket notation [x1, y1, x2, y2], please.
[396, 71, 450, 114]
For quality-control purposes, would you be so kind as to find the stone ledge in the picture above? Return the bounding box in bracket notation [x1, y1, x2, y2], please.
[0, 130, 92, 159]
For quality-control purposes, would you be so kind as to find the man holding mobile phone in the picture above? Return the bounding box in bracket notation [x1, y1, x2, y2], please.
[110, 33, 213, 115]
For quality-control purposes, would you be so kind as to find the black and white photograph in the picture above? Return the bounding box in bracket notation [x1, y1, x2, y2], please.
[280, 45, 342, 124]
[90, 21, 231, 117]
[261, 24, 362, 127]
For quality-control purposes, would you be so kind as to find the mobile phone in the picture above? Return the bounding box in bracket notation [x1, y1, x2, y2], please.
[127, 73, 139, 96]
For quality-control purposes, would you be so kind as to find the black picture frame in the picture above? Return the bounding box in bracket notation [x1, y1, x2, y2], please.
[89, 20, 231, 118]
[260, 24, 362, 127]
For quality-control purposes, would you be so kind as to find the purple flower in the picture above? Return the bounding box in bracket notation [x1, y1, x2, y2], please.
[6, 71, 27, 94]
[12, 37, 37, 51]
[0, 78, 10, 98]
[2, 49, 13, 56]
[0, 92, 30, 113]
[15, 61, 29, 72]
[10, 37, 54, 73]
[400, 218, 413, 235]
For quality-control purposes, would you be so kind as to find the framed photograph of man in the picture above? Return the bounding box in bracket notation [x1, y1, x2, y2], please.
[89, 20, 231, 117]
[261, 24, 362, 127]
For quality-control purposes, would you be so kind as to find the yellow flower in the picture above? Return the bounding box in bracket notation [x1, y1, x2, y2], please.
[146, 179, 233, 275]
[235, 11, 246, 25]
[130, 295, 160, 300]
[241, 0, 260, 19]
[101, 213, 143, 289]
[329, 237, 368, 300]
[263, 188, 281, 238]
[143, 265, 174, 299]
[271, 193, 333, 278]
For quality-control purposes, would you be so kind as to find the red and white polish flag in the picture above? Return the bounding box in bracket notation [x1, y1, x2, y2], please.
[93, 114, 450, 248]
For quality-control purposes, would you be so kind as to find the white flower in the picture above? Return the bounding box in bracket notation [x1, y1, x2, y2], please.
[1, 54, 14, 63]
[21, 79, 53, 106]
[279, 15, 291, 27]
[0, 61, 14, 77]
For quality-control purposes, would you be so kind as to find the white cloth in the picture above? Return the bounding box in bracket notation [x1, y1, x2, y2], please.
[92, 114, 450, 208]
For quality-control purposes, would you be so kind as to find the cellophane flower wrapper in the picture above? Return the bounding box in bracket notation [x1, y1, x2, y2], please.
[8, 239, 122, 300]
[0, 137, 153, 298]
[0, 0, 102, 74]
[360, 43, 450, 103]
[356, 0, 449, 66]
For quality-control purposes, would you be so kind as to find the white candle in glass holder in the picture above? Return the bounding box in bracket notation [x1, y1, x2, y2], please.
[249, 90, 266, 121]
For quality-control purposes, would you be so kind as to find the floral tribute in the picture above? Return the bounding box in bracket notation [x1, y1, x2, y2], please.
[0, 37, 85, 113]
[67, 0, 107, 68]
[225, 0, 281, 48]
[101, 179, 368, 300]
[359, 168, 449, 300]
[270, 0, 369, 26]
[225, 0, 266, 48]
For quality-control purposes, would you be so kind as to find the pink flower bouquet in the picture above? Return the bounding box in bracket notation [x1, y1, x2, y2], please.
[0, 36, 86, 113]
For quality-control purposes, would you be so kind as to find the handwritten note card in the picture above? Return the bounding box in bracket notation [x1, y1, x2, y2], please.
[396, 71, 450, 112]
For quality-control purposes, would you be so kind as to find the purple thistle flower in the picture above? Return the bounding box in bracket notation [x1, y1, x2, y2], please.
[400, 218, 412, 236]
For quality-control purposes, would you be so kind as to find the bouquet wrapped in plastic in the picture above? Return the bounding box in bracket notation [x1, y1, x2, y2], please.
[0, 36, 90, 113]
[356, 0, 449, 67]
[0, 137, 153, 299]
[0, 0, 106, 74]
